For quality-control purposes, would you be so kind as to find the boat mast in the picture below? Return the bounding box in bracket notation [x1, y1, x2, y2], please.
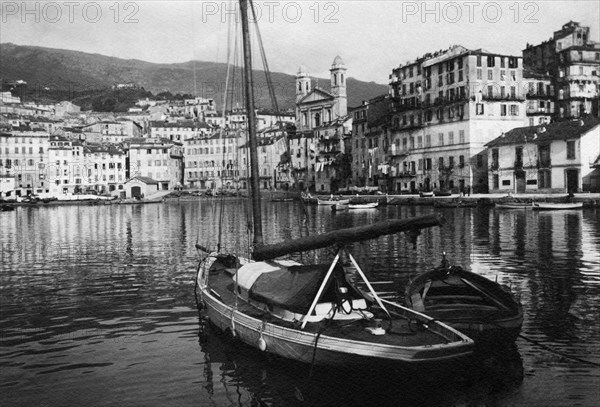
[240, 0, 263, 247]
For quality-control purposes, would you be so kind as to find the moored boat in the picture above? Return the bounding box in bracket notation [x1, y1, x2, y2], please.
[495, 201, 533, 209]
[405, 255, 523, 345]
[349, 202, 379, 209]
[195, 0, 474, 372]
[532, 202, 583, 210]
[317, 197, 350, 206]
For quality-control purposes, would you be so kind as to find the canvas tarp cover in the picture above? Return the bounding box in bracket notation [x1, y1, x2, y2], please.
[248, 264, 339, 314]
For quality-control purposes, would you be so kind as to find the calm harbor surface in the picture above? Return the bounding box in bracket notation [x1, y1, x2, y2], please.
[1, 201, 599, 406]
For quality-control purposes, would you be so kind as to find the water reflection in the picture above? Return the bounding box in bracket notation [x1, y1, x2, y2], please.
[1, 202, 599, 406]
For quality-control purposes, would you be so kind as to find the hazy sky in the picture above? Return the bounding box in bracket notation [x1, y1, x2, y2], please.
[2, 0, 599, 83]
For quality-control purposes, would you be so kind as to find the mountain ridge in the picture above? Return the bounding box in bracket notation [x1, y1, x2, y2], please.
[0, 43, 389, 111]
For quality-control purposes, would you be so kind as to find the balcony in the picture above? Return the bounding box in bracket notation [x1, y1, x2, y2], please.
[482, 94, 526, 102]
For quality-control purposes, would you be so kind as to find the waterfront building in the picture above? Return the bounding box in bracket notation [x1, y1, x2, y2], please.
[294, 56, 351, 192]
[82, 143, 127, 194]
[0, 126, 50, 196]
[523, 21, 600, 119]
[183, 130, 242, 190]
[384, 45, 528, 193]
[485, 117, 600, 193]
[47, 135, 85, 196]
[126, 137, 183, 191]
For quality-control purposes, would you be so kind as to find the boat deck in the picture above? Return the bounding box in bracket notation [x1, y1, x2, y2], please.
[208, 270, 456, 347]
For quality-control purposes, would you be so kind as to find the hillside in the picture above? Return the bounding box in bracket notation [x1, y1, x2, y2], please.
[0, 43, 388, 111]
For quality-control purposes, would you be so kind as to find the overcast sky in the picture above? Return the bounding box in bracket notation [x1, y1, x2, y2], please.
[2, 1, 599, 83]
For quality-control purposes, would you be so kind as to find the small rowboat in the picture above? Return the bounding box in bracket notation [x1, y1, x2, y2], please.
[495, 202, 533, 209]
[532, 202, 583, 210]
[349, 202, 379, 209]
[405, 255, 523, 345]
[318, 198, 350, 206]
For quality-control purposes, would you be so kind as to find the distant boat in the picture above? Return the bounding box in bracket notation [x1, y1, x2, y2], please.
[495, 202, 533, 209]
[532, 202, 583, 210]
[317, 197, 350, 206]
[419, 191, 434, 198]
[405, 255, 523, 344]
[300, 192, 317, 204]
[331, 202, 349, 211]
[349, 202, 379, 209]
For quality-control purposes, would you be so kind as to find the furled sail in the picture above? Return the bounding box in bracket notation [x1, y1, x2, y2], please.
[252, 214, 444, 261]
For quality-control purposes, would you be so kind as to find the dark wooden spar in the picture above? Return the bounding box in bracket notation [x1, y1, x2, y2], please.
[252, 214, 444, 261]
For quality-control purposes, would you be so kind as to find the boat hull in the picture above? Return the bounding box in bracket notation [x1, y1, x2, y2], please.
[532, 202, 583, 210]
[201, 289, 473, 367]
[318, 198, 350, 206]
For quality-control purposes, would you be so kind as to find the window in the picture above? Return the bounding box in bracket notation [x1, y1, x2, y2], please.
[510, 86, 516, 99]
[488, 85, 494, 98]
[425, 158, 432, 170]
[502, 180, 511, 186]
[501, 104, 507, 116]
[487, 55, 495, 67]
[488, 70, 493, 80]
[438, 157, 444, 169]
[448, 131, 454, 145]
[476, 55, 482, 67]
[449, 156, 455, 168]
[425, 134, 431, 147]
[510, 105, 519, 116]
[459, 130, 465, 144]
[567, 140, 576, 159]
[417, 136, 423, 148]
[500, 86, 506, 98]
[477, 69, 482, 80]
[438, 133, 444, 146]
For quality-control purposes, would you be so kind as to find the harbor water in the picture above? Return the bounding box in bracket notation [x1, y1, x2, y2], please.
[1, 200, 599, 406]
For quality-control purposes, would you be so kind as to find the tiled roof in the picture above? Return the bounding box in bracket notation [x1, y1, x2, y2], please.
[486, 117, 600, 147]
[128, 176, 159, 184]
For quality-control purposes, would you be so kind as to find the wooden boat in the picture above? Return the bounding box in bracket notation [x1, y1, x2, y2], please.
[495, 202, 533, 209]
[300, 192, 317, 204]
[331, 202, 349, 211]
[419, 191, 434, 198]
[532, 202, 583, 210]
[405, 255, 523, 344]
[349, 202, 379, 209]
[195, 0, 474, 371]
[317, 197, 350, 206]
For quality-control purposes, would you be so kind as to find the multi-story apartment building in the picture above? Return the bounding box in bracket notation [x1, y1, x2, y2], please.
[149, 120, 212, 143]
[486, 117, 600, 193]
[524, 71, 554, 126]
[385, 45, 528, 193]
[183, 130, 242, 190]
[47, 135, 85, 195]
[523, 21, 600, 119]
[0, 127, 50, 196]
[83, 143, 127, 194]
[127, 138, 183, 190]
